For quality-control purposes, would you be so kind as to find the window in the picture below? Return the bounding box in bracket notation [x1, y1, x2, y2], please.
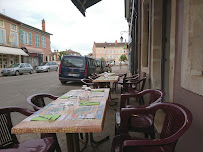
[23, 31, 29, 44]
[100, 50, 102, 54]
[42, 36, 46, 48]
[110, 50, 112, 53]
[0, 54, 8, 68]
[25, 63, 31, 67]
[20, 29, 31, 45]
[0, 29, 6, 44]
[62, 57, 84, 68]
[10, 32, 18, 46]
[29, 32, 32, 45]
[35, 34, 40, 47]
[10, 24, 17, 32]
[0, 20, 4, 28]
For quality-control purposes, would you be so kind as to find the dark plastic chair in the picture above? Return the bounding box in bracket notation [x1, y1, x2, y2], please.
[27, 93, 61, 152]
[121, 75, 141, 94]
[112, 102, 193, 152]
[81, 78, 99, 89]
[115, 89, 165, 138]
[0, 106, 58, 152]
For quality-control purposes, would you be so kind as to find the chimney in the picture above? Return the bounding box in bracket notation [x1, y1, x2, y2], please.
[115, 40, 117, 45]
[42, 19, 45, 31]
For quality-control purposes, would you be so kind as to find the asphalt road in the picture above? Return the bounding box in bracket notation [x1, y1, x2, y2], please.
[0, 71, 82, 108]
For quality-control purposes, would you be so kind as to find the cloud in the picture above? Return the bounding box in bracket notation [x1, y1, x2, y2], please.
[0, 0, 128, 55]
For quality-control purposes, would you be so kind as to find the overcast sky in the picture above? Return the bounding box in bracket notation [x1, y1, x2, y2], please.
[0, 0, 128, 55]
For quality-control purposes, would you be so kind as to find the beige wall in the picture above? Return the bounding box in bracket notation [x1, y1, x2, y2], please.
[0, 16, 20, 48]
[181, 0, 203, 96]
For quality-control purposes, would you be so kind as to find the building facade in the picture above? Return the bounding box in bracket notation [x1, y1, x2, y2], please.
[0, 13, 52, 70]
[125, 0, 203, 151]
[92, 42, 128, 64]
[0, 13, 28, 70]
[20, 19, 52, 68]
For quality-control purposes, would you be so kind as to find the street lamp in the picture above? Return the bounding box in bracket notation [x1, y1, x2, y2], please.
[120, 31, 129, 43]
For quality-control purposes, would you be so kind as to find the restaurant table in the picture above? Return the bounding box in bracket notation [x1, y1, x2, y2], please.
[92, 76, 119, 103]
[12, 88, 110, 152]
[97, 72, 115, 76]
[92, 75, 119, 83]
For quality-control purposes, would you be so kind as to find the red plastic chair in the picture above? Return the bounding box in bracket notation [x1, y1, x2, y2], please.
[115, 89, 165, 138]
[112, 102, 193, 152]
[0, 106, 58, 152]
[119, 74, 139, 93]
[27, 93, 61, 152]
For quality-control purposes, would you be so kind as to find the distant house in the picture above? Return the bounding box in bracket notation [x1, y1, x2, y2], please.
[63, 49, 81, 56]
[92, 41, 128, 64]
[0, 13, 28, 70]
[20, 19, 52, 68]
[0, 13, 53, 69]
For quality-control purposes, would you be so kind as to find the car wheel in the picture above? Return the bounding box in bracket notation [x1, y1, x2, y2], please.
[61, 81, 67, 84]
[47, 68, 50, 72]
[55, 67, 58, 71]
[15, 71, 20, 76]
[30, 70, 33, 74]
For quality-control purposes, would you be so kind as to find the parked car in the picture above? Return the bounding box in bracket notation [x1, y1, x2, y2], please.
[36, 61, 58, 73]
[96, 59, 106, 73]
[1, 63, 33, 76]
[59, 55, 97, 84]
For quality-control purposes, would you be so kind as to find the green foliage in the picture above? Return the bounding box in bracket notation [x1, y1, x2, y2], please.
[119, 54, 127, 61]
[58, 51, 67, 60]
[101, 57, 105, 61]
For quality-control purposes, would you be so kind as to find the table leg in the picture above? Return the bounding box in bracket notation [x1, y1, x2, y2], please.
[73, 133, 80, 152]
[66, 133, 74, 152]
[66, 133, 80, 152]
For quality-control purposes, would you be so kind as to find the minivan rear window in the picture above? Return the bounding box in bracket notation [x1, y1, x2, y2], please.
[62, 57, 84, 68]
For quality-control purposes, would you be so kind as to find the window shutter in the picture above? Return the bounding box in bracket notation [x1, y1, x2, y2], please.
[35, 34, 37, 46]
[29, 32, 32, 45]
[0, 29, 5, 44]
[20, 29, 24, 44]
[44, 37, 46, 48]
[11, 32, 18, 46]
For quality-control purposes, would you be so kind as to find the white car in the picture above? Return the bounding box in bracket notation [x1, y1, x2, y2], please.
[1, 63, 33, 76]
[36, 61, 58, 73]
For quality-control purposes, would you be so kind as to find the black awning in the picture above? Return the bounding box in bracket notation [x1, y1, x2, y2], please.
[71, 0, 102, 16]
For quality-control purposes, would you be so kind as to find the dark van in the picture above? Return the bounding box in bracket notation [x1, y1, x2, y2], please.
[59, 55, 97, 84]
[96, 59, 107, 73]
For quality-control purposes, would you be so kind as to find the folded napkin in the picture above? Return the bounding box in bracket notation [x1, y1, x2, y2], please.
[79, 101, 100, 106]
[58, 96, 69, 99]
[31, 115, 61, 121]
[91, 90, 105, 92]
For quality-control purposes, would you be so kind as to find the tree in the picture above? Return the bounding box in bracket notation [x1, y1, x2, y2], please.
[119, 54, 127, 62]
[58, 51, 67, 60]
[101, 57, 105, 61]
[88, 53, 93, 56]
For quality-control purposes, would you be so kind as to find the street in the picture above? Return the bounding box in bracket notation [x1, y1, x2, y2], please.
[0, 71, 83, 109]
